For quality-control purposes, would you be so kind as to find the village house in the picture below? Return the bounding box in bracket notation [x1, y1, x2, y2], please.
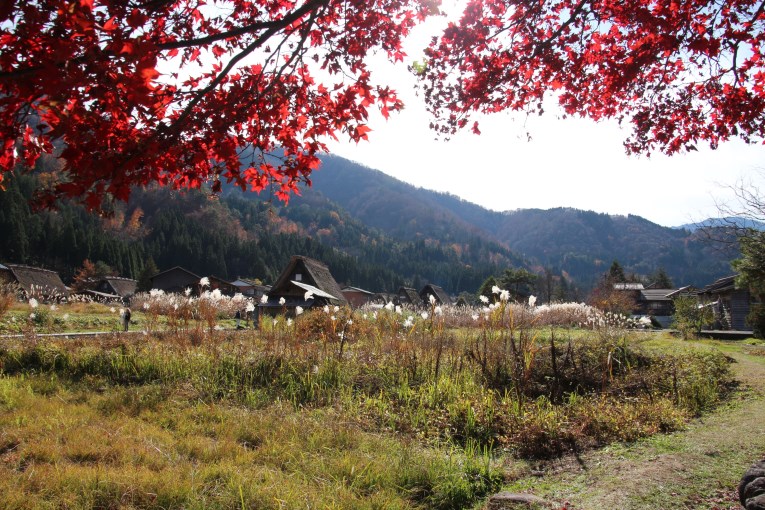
[231, 278, 270, 299]
[0, 263, 69, 301]
[634, 287, 677, 328]
[395, 286, 423, 308]
[260, 255, 347, 316]
[697, 275, 754, 332]
[207, 275, 240, 297]
[613, 282, 678, 327]
[150, 266, 203, 295]
[419, 283, 451, 306]
[341, 286, 375, 308]
[80, 276, 137, 303]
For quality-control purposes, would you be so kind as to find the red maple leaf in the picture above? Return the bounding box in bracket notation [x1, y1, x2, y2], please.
[0, 0, 433, 210]
[420, 0, 765, 155]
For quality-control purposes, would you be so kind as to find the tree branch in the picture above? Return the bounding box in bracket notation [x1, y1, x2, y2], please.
[157, 0, 329, 50]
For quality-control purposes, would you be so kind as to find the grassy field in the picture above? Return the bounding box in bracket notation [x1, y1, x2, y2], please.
[0, 299, 760, 509]
[502, 338, 765, 509]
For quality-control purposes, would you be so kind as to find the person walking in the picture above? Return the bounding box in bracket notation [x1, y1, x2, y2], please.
[235, 309, 242, 329]
[123, 308, 131, 332]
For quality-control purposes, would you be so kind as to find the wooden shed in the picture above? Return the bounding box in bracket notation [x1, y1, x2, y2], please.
[0, 263, 69, 301]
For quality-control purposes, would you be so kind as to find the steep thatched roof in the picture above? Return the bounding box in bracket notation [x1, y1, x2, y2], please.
[101, 277, 137, 297]
[266, 255, 347, 307]
[1, 263, 69, 298]
[397, 287, 423, 307]
[419, 284, 451, 305]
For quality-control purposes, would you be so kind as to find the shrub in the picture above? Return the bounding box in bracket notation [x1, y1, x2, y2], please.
[672, 295, 714, 339]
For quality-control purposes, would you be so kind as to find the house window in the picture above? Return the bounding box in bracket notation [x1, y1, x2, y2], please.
[295, 273, 302, 281]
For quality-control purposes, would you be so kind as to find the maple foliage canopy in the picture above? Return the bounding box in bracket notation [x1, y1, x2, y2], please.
[0, 0, 433, 208]
[419, 0, 765, 155]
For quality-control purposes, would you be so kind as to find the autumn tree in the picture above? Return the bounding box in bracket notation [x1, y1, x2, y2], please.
[0, 0, 434, 209]
[589, 260, 637, 315]
[71, 258, 115, 292]
[419, 0, 765, 155]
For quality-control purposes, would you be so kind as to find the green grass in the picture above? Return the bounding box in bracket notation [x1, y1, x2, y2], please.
[0, 373, 501, 510]
[498, 339, 765, 509]
[0, 308, 749, 509]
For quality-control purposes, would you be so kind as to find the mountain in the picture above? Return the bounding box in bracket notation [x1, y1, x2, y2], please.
[0, 153, 739, 296]
[301, 155, 738, 288]
[675, 217, 765, 232]
[0, 168, 518, 295]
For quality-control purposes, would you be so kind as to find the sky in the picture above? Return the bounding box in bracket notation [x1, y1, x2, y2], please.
[324, 3, 765, 228]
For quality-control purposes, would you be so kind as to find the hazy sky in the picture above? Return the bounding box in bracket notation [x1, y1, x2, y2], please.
[325, 4, 765, 228]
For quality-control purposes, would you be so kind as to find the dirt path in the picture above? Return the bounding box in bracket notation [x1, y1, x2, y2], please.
[504, 343, 765, 510]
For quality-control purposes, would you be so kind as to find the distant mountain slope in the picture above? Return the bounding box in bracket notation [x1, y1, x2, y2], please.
[675, 217, 765, 232]
[306, 155, 738, 288]
[308, 156, 502, 243]
[493, 208, 733, 286]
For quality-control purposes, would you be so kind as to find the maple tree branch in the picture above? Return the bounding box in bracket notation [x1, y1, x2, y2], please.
[750, 0, 765, 24]
[532, 0, 589, 56]
[157, 0, 329, 50]
[164, 1, 325, 140]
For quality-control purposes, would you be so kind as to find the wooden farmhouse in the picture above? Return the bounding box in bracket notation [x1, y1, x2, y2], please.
[634, 288, 677, 328]
[150, 266, 202, 295]
[0, 263, 69, 301]
[697, 275, 754, 332]
[208, 275, 239, 297]
[613, 282, 679, 327]
[231, 278, 270, 300]
[95, 276, 136, 297]
[341, 286, 375, 308]
[419, 283, 451, 305]
[260, 255, 347, 315]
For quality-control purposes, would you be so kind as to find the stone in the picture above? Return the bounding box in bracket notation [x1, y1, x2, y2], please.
[746, 493, 765, 510]
[740, 460, 765, 508]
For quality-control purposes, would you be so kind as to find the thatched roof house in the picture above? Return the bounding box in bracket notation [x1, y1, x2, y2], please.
[150, 266, 202, 295]
[260, 255, 347, 315]
[419, 283, 451, 306]
[0, 263, 69, 300]
[77, 276, 137, 303]
[396, 286, 423, 307]
[94, 277, 137, 298]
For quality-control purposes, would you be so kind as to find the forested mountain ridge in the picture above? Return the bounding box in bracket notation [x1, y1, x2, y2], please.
[0, 153, 737, 295]
[0, 168, 520, 295]
[302, 156, 737, 288]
